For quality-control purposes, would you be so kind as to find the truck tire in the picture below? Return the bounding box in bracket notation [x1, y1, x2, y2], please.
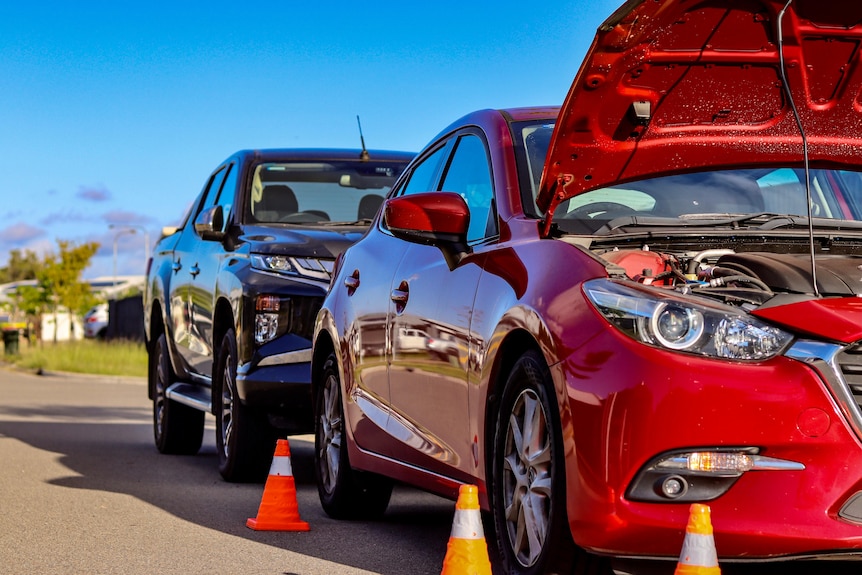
[152, 333, 204, 455]
[214, 329, 276, 482]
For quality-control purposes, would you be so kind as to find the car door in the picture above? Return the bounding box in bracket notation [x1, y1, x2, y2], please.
[174, 164, 230, 376]
[187, 161, 239, 378]
[387, 132, 495, 478]
[345, 144, 451, 452]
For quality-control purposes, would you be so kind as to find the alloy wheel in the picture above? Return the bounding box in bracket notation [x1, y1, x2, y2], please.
[318, 372, 342, 495]
[220, 360, 235, 460]
[154, 346, 167, 441]
[502, 388, 553, 568]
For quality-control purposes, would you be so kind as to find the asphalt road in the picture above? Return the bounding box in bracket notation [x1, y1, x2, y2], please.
[0, 367, 455, 575]
[3, 365, 862, 575]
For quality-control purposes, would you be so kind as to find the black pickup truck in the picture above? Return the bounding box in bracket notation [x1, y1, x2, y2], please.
[144, 148, 413, 481]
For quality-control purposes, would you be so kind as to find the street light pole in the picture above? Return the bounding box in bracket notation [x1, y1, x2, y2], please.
[109, 224, 150, 276]
[111, 228, 136, 296]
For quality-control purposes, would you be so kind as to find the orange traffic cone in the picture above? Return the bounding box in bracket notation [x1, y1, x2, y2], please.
[246, 438, 310, 531]
[440, 484, 492, 575]
[675, 503, 721, 574]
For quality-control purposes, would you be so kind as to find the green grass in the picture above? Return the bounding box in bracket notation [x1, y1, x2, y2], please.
[6, 338, 148, 378]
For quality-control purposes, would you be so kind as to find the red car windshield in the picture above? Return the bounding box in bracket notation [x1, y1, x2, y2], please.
[551, 168, 862, 235]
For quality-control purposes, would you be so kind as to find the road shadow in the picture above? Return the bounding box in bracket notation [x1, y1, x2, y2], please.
[0, 372, 464, 575]
[8, 371, 856, 575]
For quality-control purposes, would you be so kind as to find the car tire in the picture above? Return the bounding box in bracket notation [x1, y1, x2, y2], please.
[491, 350, 610, 575]
[315, 352, 392, 519]
[152, 333, 204, 455]
[214, 328, 276, 482]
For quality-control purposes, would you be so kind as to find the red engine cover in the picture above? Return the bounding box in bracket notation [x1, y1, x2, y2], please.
[602, 249, 673, 285]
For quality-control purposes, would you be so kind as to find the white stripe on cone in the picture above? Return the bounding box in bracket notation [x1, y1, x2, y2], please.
[679, 532, 719, 566]
[449, 508, 485, 540]
[269, 456, 293, 477]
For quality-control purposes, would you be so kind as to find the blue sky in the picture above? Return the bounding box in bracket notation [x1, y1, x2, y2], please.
[0, 1, 621, 279]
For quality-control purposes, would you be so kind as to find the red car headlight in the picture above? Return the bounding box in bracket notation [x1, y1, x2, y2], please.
[583, 278, 794, 360]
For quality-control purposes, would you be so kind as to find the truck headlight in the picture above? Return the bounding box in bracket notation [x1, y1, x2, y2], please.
[255, 295, 290, 345]
[251, 254, 333, 281]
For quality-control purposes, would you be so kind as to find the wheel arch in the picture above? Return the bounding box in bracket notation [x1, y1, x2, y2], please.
[483, 329, 543, 483]
[211, 296, 236, 414]
[146, 299, 166, 400]
[482, 324, 575, 501]
[485, 340, 584, 573]
[311, 324, 336, 412]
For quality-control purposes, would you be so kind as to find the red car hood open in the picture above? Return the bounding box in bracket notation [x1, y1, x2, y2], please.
[538, 0, 862, 214]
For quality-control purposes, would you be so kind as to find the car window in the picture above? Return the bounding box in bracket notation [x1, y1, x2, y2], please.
[564, 189, 657, 215]
[553, 167, 862, 234]
[755, 168, 845, 218]
[213, 162, 237, 227]
[187, 165, 228, 232]
[248, 160, 406, 224]
[200, 166, 228, 213]
[401, 145, 448, 196]
[440, 134, 496, 243]
[510, 120, 555, 218]
[835, 170, 862, 218]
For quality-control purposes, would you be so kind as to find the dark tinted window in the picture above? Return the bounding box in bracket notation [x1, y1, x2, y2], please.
[189, 166, 228, 231]
[214, 163, 237, 226]
[248, 160, 407, 224]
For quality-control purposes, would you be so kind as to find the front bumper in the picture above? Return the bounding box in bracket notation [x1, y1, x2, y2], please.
[236, 335, 314, 433]
[232, 268, 326, 434]
[559, 328, 862, 560]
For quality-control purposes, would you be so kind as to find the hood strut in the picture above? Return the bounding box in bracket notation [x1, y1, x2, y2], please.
[778, 0, 820, 297]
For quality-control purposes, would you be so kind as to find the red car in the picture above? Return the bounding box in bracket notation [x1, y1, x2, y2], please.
[311, 0, 862, 572]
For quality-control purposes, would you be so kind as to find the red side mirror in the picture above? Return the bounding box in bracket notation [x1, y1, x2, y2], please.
[383, 192, 469, 245]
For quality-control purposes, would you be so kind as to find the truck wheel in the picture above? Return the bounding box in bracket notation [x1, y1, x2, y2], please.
[214, 329, 275, 482]
[314, 352, 392, 518]
[152, 333, 204, 454]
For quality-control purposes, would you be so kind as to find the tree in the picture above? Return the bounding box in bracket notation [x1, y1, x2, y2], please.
[40, 240, 100, 313]
[0, 240, 100, 343]
[0, 249, 42, 284]
[13, 284, 48, 317]
[34, 240, 100, 342]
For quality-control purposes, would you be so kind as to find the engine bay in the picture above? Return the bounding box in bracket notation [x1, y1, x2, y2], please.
[600, 246, 862, 309]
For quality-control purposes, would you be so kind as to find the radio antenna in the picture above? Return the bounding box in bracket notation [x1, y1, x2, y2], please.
[356, 115, 370, 161]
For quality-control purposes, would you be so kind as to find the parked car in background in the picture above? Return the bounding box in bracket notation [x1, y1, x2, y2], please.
[82, 303, 108, 339]
[312, 1, 862, 573]
[145, 148, 413, 481]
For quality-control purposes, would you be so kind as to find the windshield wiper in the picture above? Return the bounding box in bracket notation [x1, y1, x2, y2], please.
[595, 213, 779, 234]
[756, 215, 862, 231]
[310, 219, 374, 226]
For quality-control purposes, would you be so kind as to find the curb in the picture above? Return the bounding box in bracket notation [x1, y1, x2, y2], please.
[0, 363, 146, 385]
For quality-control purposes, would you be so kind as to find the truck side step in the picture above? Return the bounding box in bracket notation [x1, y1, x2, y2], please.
[166, 382, 212, 412]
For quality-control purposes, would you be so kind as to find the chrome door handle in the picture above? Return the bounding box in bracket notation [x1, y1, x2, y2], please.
[390, 280, 409, 312]
[344, 271, 360, 292]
